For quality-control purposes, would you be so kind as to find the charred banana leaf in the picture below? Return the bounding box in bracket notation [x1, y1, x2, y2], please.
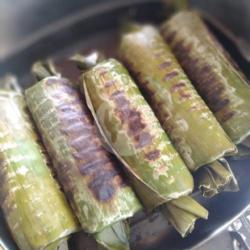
[161, 196, 208, 237]
[25, 74, 141, 235]
[81, 57, 194, 210]
[198, 159, 239, 198]
[119, 23, 236, 172]
[161, 11, 250, 145]
[0, 90, 78, 250]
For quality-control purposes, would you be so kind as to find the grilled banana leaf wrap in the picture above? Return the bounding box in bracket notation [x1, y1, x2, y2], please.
[81, 57, 194, 209]
[119, 23, 237, 197]
[0, 90, 78, 250]
[79, 56, 206, 236]
[161, 11, 250, 146]
[25, 74, 141, 236]
[119, 23, 236, 171]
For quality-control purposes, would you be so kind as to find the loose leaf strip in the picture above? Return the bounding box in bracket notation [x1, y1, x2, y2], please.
[94, 221, 130, 250]
[0, 90, 78, 250]
[119, 23, 236, 172]
[82, 58, 194, 210]
[25, 76, 141, 234]
[83, 74, 167, 209]
[32, 60, 61, 82]
[161, 196, 208, 237]
[161, 11, 250, 144]
[68, 223, 130, 250]
[198, 159, 239, 198]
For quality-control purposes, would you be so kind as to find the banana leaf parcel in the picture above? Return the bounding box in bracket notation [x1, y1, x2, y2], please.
[81, 57, 194, 208]
[77, 54, 208, 236]
[0, 90, 78, 250]
[161, 11, 250, 145]
[119, 23, 236, 172]
[25, 72, 141, 238]
[119, 23, 238, 197]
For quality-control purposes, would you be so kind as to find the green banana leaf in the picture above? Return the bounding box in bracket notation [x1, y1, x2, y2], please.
[119, 23, 236, 172]
[197, 159, 239, 198]
[69, 220, 130, 250]
[161, 196, 208, 237]
[161, 11, 250, 145]
[0, 90, 78, 250]
[95, 221, 130, 250]
[81, 57, 194, 210]
[25, 74, 141, 235]
[45, 238, 69, 250]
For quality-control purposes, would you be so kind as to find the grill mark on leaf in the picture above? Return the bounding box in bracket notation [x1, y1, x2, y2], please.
[141, 81, 155, 97]
[58, 105, 78, 113]
[88, 169, 120, 201]
[46, 78, 60, 85]
[99, 70, 109, 77]
[179, 89, 192, 101]
[159, 61, 172, 70]
[79, 158, 111, 175]
[166, 30, 177, 44]
[89, 182, 115, 202]
[221, 111, 236, 122]
[135, 132, 152, 148]
[104, 80, 116, 88]
[72, 145, 102, 160]
[61, 85, 78, 95]
[200, 65, 212, 76]
[163, 71, 178, 81]
[173, 40, 192, 56]
[145, 150, 160, 161]
[211, 98, 230, 112]
[171, 82, 186, 93]
[61, 125, 93, 137]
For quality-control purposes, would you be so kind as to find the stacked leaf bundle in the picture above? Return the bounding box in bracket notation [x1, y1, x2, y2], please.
[77, 53, 208, 237]
[161, 11, 250, 148]
[119, 23, 238, 198]
[0, 88, 78, 250]
[2, 9, 247, 246]
[25, 63, 142, 250]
